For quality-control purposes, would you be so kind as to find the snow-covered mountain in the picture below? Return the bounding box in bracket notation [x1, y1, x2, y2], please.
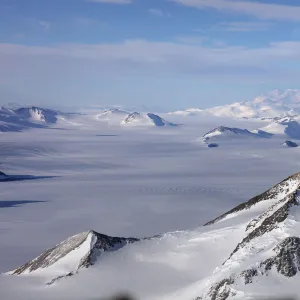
[260, 117, 300, 139]
[0, 106, 81, 132]
[202, 126, 271, 143]
[8, 172, 300, 299]
[95, 109, 130, 125]
[10, 230, 138, 285]
[0, 107, 47, 132]
[122, 112, 176, 127]
[14, 106, 59, 124]
[170, 89, 300, 119]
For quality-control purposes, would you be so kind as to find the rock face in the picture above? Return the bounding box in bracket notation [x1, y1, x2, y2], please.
[11, 230, 139, 277]
[123, 112, 141, 124]
[262, 237, 300, 277]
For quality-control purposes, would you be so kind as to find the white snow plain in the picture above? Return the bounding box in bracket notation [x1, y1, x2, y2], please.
[1, 112, 300, 299]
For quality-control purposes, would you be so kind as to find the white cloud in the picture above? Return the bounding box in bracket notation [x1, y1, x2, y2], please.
[171, 0, 300, 22]
[218, 21, 272, 32]
[38, 20, 51, 30]
[85, 0, 132, 4]
[0, 40, 300, 88]
[148, 8, 172, 17]
[149, 8, 164, 17]
[175, 35, 207, 44]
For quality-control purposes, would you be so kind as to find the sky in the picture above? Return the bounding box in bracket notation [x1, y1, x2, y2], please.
[0, 0, 300, 110]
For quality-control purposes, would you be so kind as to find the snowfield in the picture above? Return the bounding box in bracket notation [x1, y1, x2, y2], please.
[2, 95, 300, 299]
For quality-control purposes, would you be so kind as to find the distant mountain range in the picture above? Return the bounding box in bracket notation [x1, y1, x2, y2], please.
[170, 89, 300, 119]
[2, 89, 300, 133]
[0, 107, 177, 132]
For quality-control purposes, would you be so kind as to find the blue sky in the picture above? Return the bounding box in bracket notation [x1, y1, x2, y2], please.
[0, 0, 300, 110]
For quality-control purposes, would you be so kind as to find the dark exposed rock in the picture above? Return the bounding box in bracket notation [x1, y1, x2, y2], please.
[207, 277, 235, 300]
[46, 272, 75, 285]
[207, 143, 219, 148]
[239, 268, 258, 284]
[78, 231, 139, 269]
[201, 237, 300, 300]
[262, 237, 300, 277]
[11, 230, 139, 275]
[205, 172, 300, 226]
[123, 112, 140, 124]
[283, 140, 298, 148]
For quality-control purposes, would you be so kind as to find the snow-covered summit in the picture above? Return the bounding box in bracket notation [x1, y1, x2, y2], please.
[122, 112, 176, 127]
[202, 126, 271, 142]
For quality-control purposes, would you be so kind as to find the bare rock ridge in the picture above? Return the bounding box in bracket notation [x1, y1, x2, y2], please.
[11, 230, 139, 275]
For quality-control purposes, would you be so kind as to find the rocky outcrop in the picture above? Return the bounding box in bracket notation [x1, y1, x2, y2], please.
[283, 140, 298, 148]
[262, 237, 300, 277]
[199, 237, 300, 300]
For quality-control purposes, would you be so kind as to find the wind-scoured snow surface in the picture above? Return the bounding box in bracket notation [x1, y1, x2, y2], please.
[2, 110, 300, 299]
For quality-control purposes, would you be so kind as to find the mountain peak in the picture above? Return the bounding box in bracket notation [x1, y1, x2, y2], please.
[122, 112, 176, 127]
[10, 230, 139, 282]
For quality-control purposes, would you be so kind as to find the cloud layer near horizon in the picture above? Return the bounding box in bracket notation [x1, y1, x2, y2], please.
[171, 0, 300, 22]
[1, 40, 299, 77]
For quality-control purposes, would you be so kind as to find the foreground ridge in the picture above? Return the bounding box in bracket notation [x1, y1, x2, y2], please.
[195, 173, 300, 300]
